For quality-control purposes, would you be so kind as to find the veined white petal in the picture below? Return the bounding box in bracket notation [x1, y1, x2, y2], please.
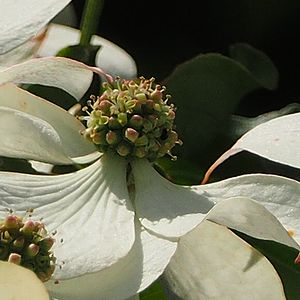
[0, 262, 49, 300]
[0, 107, 72, 164]
[0, 57, 111, 100]
[0, 0, 71, 54]
[46, 223, 177, 300]
[0, 154, 135, 279]
[164, 220, 285, 300]
[38, 24, 137, 79]
[0, 84, 96, 162]
[132, 159, 215, 238]
[207, 197, 299, 250]
[203, 113, 300, 183]
[0, 31, 43, 68]
[196, 174, 300, 245]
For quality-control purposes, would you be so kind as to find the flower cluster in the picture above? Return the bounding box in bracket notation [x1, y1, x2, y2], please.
[0, 212, 55, 282]
[81, 77, 180, 161]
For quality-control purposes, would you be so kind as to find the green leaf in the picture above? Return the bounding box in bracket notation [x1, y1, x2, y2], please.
[233, 230, 300, 300]
[164, 53, 266, 163]
[140, 280, 167, 300]
[24, 84, 77, 111]
[154, 157, 204, 185]
[229, 43, 279, 90]
[56, 44, 101, 66]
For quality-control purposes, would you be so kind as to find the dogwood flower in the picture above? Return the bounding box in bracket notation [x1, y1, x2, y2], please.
[0, 57, 299, 300]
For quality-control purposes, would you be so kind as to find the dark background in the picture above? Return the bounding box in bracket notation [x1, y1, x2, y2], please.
[71, 0, 300, 116]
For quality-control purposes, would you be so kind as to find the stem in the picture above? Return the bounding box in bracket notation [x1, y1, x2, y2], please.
[79, 0, 105, 46]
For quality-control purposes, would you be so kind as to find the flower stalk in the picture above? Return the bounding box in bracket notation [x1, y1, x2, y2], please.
[79, 0, 105, 46]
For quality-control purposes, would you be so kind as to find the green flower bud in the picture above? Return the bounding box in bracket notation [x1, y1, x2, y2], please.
[8, 253, 21, 265]
[108, 116, 122, 129]
[106, 131, 120, 145]
[13, 237, 25, 249]
[26, 243, 40, 257]
[81, 77, 180, 160]
[0, 214, 56, 282]
[135, 135, 149, 146]
[38, 237, 55, 252]
[129, 115, 143, 129]
[98, 99, 113, 114]
[135, 92, 147, 102]
[116, 143, 131, 157]
[125, 128, 139, 143]
[20, 220, 36, 235]
[4, 215, 20, 229]
[117, 112, 128, 127]
[133, 147, 147, 158]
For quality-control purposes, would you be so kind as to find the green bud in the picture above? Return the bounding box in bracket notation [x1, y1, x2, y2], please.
[8, 253, 21, 265]
[13, 237, 25, 249]
[91, 130, 108, 145]
[133, 147, 147, 158]
[135, 135, 149, 146]
[20, 220, 36, 235]
[106, 131, 120, 145]
[129, 115, 143, 129]
[144, 100, 154, 113]
[4, 215, 20, 229]
[26, 244, 40, 257]
[38, 237, 55, 252]
[116, 143, 131, 157]
[98, 100, 113, 114]
[108, 117, 122, 129]
[117, 113, 128, 127]
[150, 89, 163, 101]
[125, 128, 139, 143]
[135, 92, 147, 102]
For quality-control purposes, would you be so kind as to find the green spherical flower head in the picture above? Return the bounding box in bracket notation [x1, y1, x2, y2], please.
[81, 77, 180, 161]
[0, 213, 56, 282]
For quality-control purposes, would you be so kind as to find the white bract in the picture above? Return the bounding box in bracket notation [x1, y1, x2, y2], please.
[0, 261, 49, 300]
[0, 0, 71, 54]
[0, 58, 299, 300]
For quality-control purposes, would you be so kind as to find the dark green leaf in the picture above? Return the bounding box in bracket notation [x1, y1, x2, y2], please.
[164, 53, 261, 162]
[140, 280, 167, 300]
[229, 43, 279, 90]
[154, 157, 204, 185]
[24, 84, 77, 111]
[56, 44, 100, 66]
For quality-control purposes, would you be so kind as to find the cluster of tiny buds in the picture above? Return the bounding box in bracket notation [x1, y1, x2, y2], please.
[80, 76, 182, 161]
[0, 210, 56, 282]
